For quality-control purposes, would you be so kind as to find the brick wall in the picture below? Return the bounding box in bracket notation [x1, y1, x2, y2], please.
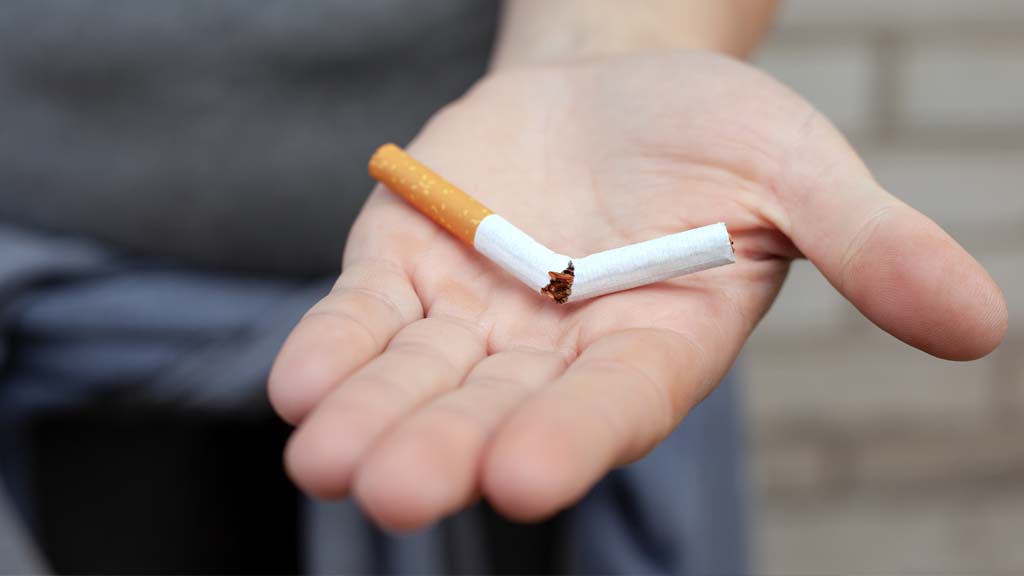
[746, 1, 1024, 572]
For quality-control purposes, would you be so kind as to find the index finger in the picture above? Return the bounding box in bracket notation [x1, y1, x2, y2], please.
[268, 258, 422, 424]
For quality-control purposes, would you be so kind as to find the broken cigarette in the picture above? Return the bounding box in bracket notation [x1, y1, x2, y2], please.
[368, 143, 735, 304]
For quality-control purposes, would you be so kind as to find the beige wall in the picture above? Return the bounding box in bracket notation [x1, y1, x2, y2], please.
[746, 0, 1024, 572]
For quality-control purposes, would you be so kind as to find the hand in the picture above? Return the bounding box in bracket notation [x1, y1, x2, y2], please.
[269, 52, 1007, 530]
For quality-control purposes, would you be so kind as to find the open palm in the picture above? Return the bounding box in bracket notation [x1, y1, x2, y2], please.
[269, 52, 1006, 530]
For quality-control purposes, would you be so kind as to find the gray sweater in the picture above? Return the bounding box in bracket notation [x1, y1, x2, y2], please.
[0, 0, 497, 275]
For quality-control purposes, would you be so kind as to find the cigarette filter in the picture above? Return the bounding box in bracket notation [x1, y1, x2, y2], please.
[369, 143, 735, 304]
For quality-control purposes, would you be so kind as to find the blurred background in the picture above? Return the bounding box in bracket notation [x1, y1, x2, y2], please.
[749, 0, 1024, 572]
[0, 0, 1021, 574]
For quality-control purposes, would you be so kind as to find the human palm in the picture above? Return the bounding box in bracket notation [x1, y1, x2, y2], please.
[270, 52, 1006, 530]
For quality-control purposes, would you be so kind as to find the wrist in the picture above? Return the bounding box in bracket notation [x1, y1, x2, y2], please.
[490, 0, 778, 70]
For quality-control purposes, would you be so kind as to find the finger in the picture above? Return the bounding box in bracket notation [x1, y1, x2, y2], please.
[775, 114, 1007, 360]
[482, 327, 736, 522]
[268, 259, 422, 424]
[352, 349, 568, 531]
[285, 316, 486, 499]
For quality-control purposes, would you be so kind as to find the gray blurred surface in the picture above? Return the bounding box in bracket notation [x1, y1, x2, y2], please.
[749, 1, 1024, 572]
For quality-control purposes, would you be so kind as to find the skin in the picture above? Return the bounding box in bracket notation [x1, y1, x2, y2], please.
[491, 0, 779, 66]
[269, 50, 1007, 531]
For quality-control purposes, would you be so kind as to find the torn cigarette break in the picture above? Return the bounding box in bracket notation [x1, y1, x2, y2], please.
[541, 262, 574, 304]
[368, 143, 736, 303]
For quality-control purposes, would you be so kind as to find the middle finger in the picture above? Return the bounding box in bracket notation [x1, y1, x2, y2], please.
[353, 348, 569, 530]
[285, 316, 486, 498]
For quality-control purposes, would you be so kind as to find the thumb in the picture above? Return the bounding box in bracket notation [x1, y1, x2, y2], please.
[774, 115, 1007, 360]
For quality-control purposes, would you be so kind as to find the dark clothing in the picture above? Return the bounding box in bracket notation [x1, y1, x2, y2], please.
[0, 0, 497, 275]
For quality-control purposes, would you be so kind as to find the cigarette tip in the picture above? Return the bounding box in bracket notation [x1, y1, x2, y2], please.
[368, 143, 402, 176]
[716, 222, 736, 257]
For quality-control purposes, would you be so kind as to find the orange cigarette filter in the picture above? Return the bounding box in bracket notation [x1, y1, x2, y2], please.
[368, 143, 492, 245]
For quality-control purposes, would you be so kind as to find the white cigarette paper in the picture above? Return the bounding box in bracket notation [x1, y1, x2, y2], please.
[473, 214, 573, 290]
[472, 217, 735, 303]
[571, 223, 735, 300]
